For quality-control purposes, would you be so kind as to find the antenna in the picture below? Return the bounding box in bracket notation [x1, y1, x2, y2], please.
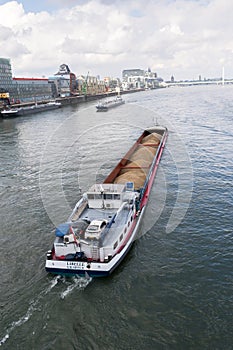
[222, 66, 225, 86]
[153, 117, 159, 126]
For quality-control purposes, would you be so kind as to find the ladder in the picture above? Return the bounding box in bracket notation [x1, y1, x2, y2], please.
[91, 244, 99, 261]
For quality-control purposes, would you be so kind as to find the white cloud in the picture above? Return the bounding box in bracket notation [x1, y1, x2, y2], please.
[0, 0, 233, 80]
[0, 24, 29, 59]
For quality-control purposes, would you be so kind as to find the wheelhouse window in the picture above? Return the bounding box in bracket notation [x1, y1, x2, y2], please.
[94, 193, 102, 200]
[87, 193, 94, 200]
[113, 194, 121, 200]
[104, 193, 113, 200]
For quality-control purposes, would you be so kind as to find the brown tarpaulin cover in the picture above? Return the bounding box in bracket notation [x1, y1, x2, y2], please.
[141, 132, 162, 145]
[113, 133, 160, 189]
[130, 146, 156, 162]
[114, 169, 147, 189]
[120, 158, 151, 174]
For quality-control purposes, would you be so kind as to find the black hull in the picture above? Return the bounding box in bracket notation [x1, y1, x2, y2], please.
[1, 103, 61, 118]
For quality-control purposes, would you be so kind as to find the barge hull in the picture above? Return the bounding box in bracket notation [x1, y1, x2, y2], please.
[45, 126, 168, 277]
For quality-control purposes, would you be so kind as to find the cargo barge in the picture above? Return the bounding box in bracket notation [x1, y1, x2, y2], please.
[96, 95, 125, 112]
[45, 126, 168, 277]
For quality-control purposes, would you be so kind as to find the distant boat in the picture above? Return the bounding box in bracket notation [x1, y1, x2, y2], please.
[45, 125, 168, 277]
[1, 101, 61, 118]
[96, 95, 125, 112]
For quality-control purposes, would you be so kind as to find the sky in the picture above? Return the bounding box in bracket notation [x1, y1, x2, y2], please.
[0, 0, 232, 81]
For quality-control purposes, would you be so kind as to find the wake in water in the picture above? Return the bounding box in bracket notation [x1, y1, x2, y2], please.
[60, 274, 92, 299]
[0, 275, 92, 346]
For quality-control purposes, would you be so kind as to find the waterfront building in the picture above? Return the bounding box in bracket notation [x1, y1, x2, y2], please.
[122, 68, 162, 90]
[122, 69, 145, 89]
[48, 64, 77, 97]
[103, 77, 121, 91]
[0, 58, 13, 95]
[77, 74, 106, 95]
[86, 76, 106, 94]
[122, 69, 145, 80]
[12, 77, 52, 103]
[0, 58, 11, 106]
[0, 57, 53, 103]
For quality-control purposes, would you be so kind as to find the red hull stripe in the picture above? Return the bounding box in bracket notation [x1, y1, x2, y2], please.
[140, 133, 168, 208]
[116, 217, 137, 254]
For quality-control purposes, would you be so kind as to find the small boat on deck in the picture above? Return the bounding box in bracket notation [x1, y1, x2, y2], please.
[1, 101, 61, 118]
[96, 95, 125, 112]
[45, 126, 168, 277]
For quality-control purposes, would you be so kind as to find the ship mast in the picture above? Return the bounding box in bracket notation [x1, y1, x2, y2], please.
[222, 66, 225, 86]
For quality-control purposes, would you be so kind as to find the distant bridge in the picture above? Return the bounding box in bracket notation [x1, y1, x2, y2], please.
[166, 79, 233, 87]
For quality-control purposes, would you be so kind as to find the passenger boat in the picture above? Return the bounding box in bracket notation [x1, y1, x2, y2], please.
[1, 101, 61, 118]
[45, 126, 168, 277]
[96, 95, 125, 112]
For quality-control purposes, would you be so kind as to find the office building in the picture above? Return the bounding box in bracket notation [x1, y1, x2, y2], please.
[0, 57, 53, 103]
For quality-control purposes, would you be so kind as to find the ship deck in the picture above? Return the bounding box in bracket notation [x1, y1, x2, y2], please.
[79, 207, 115, 223]
[78, 205, 131, 246]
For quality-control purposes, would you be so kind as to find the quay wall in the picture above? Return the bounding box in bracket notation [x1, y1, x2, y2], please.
[49, 88, 145, 106]
[0, 88, 148, 112]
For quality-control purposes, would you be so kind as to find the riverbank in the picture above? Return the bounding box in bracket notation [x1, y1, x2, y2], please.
[0, 88, 146, 112]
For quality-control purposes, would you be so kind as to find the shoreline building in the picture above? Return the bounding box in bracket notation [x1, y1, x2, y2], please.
[12, 77, 52, 103]
[77, 73, 107, 95]
[1, 58, 109, 103]
[48, 65, 108, 97]
[103, 77, 121, 92]
[0, 57, 53, 103]
[122, 68, 162, 90]
[48, 64, 77, 98]
[0, 58, 13, 94]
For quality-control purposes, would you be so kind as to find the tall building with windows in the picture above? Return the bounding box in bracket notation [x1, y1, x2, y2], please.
[12, 77, 52, 103]
[122, 69, 145, 80]
[0, 57, 53, 103]
[0, 58, 14, 93]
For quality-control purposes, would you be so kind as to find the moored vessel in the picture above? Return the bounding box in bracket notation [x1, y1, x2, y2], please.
[1, 101, 61, 118]
[45, 126, 168, 277]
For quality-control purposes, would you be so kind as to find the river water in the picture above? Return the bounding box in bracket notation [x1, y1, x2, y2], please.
[0, 85, 232, 349]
